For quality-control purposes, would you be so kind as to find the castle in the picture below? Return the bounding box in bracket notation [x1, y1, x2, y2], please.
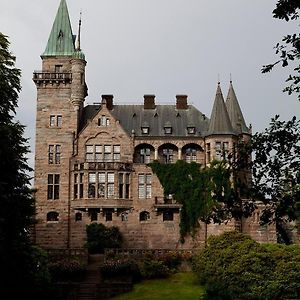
[33, 0, 276, 250]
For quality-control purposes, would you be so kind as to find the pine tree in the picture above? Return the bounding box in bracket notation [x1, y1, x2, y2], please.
[0, 32, 50, 299]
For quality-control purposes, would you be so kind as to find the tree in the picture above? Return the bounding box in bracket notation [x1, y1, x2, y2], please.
[262, 0, 300, 100]
[249, 115, 300, 243]
[0, 33, 51, 299]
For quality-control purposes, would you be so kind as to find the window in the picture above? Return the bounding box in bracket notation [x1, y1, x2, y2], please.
[75, 212, 82, 222]
[98, 116, 110, 127]
[141, 127, 149, 134]
[163, 211, 174, 221]
[140, 148, 151, 164]
[47, 211, 59, 222]
[206, 143, 211, 163]
[88, 173, 96, 198]
[90, 210, 98, 222]
[215, 142, 222, 161]
[47, 174, 60, 199]
[50, 115, 62, 127]
[187, 127, 196, 134]
[104, 145, 112, 161]
[55, 65, 62, 73]
[74, 173, 84, 199]
[121, 212, 128, 221]
[107, 172, 115, 198]
[95, 145, 102, 161]
[48, 145, 61, 164]
[113, 145, 121, 161]
[163, 148, 173, 164]
[105, 211, 112, 221]
[138, 174, 152, 199]
[164, 126, 172, 134]
[223, 142, 229, 160]
[86, 145, 94, 161]
[119, 173, 130, 199]
[140, 211, 150, 221]
[185, 148, 197, 163]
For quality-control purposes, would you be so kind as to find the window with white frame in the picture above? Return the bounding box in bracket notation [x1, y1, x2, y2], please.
[104, 145, 112, 161]
[88, 172, 115, 198]
[85, 144, 120, 162]
[47, 174, 60, 200]
[88, 173, 96, 198]
[49, 115, 62, 127]
[48, 144, 61, 164]
[113, 145, 121, 161]
[138, 173, 152, 199]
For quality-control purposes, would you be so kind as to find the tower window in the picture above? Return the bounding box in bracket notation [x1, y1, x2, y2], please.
[47, 174, 60, 200]
[50, 115, 62, 127]
[206, 143, 211, 163]
[48, 144, 61, 164]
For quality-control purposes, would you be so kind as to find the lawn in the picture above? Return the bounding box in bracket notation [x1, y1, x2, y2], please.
[111, 272, 205, 300]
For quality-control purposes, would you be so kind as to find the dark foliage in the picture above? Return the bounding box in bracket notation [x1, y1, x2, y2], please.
[262, 0, 300, 100]
[86, 223, 123, 254]
[0, 32, 51, 299]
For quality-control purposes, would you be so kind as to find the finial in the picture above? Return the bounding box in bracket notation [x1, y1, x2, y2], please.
[217, 73, 220, 84]
[76, 11, 82, 51]
[230, 73, 232, 83]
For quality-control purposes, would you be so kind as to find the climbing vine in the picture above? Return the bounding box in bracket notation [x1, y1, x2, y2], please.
[150, 160, 235, 242]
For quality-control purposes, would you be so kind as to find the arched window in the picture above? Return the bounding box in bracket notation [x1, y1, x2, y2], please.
[140, 211, 150, 221]
[47, 211, 59, 222]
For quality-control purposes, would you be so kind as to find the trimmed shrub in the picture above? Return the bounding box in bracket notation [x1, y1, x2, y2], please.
[141, 256, 170, 279]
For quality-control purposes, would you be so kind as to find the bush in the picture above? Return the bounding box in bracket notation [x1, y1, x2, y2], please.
[192, 231, 300, 300]
[86, 223, 123, 254]
[49, 259, 87, 282]
[100, 258, 141, 283]
[141, 256, 170, 279]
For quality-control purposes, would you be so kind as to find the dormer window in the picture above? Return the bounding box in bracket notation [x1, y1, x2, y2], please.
[141, 127, 149, 134]
[187, 127, 195, 134]
[164, 127, 172, 134]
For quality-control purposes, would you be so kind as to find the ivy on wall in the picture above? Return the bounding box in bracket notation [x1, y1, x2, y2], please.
[149, 160, 234, 242]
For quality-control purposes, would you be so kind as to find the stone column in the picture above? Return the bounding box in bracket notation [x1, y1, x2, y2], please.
[154, 148, 158, 160]
[178, 148, 182, 160]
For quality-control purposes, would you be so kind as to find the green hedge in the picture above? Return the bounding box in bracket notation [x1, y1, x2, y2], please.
[191, 231, 300, 300]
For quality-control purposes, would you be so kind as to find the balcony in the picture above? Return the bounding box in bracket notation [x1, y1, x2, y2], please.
[77, 161, 133, 171]
[33, 71, 72, 84]
[154, 196, 182, 209]
[72, 198, 133, 210]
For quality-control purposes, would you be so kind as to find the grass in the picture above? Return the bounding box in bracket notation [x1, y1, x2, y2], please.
[111, 272, 205, 300]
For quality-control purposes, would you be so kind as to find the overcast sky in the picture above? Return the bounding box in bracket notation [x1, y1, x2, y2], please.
[1, 0, 299, 170]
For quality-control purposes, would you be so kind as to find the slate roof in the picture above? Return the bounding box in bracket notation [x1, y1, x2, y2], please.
[80, 104, 210, 137]
[42, 0, 76, 57]
[208, 83, 235, 136]
[226, 81, 250, 134]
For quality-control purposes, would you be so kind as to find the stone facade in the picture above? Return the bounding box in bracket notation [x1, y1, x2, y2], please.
[33, 0, 278, 251]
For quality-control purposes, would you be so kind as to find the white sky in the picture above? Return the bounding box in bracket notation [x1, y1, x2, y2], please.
[1, 0, 299, 170]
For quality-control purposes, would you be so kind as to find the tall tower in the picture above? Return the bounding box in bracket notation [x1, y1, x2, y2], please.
[33, 0, 87, 248]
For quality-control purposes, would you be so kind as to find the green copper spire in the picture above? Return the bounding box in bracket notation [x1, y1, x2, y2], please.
[42, 0, 75, 57]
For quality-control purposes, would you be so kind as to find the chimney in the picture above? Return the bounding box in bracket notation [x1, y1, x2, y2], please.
[144, 95, 156, 109]
[176, 95, 188, 110]
[101, 94, 113, 110]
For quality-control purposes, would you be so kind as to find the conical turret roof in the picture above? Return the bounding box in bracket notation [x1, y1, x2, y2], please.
[42, 0, 75, 57]
[226, 81, 249, 134]
[208, 83, 235, 136]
